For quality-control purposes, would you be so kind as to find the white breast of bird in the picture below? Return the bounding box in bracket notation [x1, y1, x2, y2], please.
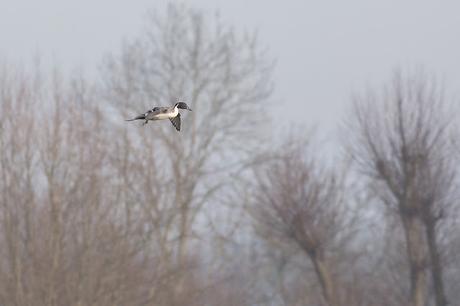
[155, 108, 178, 120]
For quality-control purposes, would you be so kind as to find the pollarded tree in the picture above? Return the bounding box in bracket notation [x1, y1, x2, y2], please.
[346, 70, 457, 306]
[249, 138, 355, 306]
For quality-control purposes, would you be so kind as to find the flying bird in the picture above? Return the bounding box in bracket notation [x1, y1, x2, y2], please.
[126, 102, 192, 131]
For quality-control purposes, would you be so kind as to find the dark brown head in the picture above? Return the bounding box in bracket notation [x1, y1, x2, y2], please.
[175, 102, 192, 111]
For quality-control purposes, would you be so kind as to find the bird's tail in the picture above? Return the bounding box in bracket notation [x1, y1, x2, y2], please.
[125, 114, 145, 121]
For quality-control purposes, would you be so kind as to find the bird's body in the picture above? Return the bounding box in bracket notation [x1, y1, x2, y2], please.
[126, 102, 192, 131]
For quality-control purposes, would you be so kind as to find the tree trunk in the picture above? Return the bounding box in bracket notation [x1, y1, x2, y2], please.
[402, 215, 428, 306]
[425, 215, 448, 306]
[310, 251, 336, 306]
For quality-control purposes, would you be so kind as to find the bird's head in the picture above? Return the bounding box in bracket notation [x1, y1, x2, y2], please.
[175, 102, 192, 111]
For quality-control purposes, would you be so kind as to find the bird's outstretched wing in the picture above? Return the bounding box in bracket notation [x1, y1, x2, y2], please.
[169, 113, 181, 131]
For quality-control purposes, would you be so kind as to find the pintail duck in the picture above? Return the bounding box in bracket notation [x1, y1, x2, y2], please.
[126, 102, 192, 131]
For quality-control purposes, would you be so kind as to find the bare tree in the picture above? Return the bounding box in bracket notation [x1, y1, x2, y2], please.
[248, 137, 355, 306]
[0, 3, 275, 305]
[347, 70, 457, 306]
[0, 66, 156, 306]
[102, 3, 273, 302]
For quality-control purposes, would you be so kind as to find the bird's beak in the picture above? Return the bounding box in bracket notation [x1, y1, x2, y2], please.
[188, 107, 192, 111]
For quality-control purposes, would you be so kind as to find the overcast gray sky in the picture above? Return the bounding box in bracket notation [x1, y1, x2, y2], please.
[1, 0, 460, 136]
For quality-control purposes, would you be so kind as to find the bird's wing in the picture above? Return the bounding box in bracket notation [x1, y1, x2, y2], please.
[126, 107, 164, 121]
[145, 107, 163, 120]
[169, 113, 181, 131]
